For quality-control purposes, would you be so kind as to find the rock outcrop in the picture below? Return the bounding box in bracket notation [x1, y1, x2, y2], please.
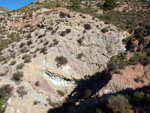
[0, 4, 129, 113]
[98, 63, 150, 97]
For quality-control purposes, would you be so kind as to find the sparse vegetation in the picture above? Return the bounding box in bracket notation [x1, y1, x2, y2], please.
[49, 39, 59, 47]
[101, 27, 109, 33]
[12, 71, 23, 81]
[134, 76, 144, 83]
[33, 101, 39, 105]
[0, 1, 150, 113]
[0, 73, 5, 76]
[47, 98, 62, 108]
[40, 47, 47, 54]
[103, 0, 117, 10]
[35, 81, 40, 86]
[70, 0, 81, 9]
[0, 84, 13, 98]
[84, 24, 91, 30]
[66, 29, 71, 34]
[133, 91, 145, 104]
[108, 95, 132, 113]
[20, 47, 29, 53]
[22, 54, 31, 63]
[77, 53, 84, 59]
[27, 40, 33, 45]
[60, 31, 66, 37]
[19, 42, 25, 48]
[17, 86, 27, 97]
[59, 12, 66, 18]
[10, 60, 16, 65]
[55, 56, 68, 67]
[108, 48, 150, 71]
[0, 56, 5, 62]
[44, 41, 49, 46]
[0, 32, 20, 50]
[16, 63, 24, 70]
[57, 90, 65, 96]
[0, 97, 5, 113]
[77, 37, 84, 46]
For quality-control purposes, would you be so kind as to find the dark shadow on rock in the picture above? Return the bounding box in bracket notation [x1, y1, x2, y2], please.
[47, 70, 150, 113]
[47, 70, 112, 113]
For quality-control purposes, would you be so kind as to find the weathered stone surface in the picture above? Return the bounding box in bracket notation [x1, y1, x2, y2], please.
[97, 64, 150, 97]
[0, 6, 129, 113]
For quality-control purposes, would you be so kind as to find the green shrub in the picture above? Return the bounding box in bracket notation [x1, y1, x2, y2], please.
[108, 95, 132, 113]
[60, 31, 66, 36]
[57, 90, 65, 96]
[0, 84, 13, 98]
[96, 108, 103, 113]
[20, 47, 29, 53]
[47, 98, 62, 108]
[103, 0, 117, 10]
[27, 40, 33, 45]
[0, 40, 8, 48]
[0, 97, 5, 113]
[0, 73, 5, 76]
[70, 0, 81, 9]
[0, 32, 20, 49]
[108, 48, 150, 71]
[22, 54, 31, 63]
[97, 2, 102, 8]
[101, 27, 109, 33]
[40, 2, 62, 9]
[44, 41, 49, 46]
[133, 91, 144, 103]
[12, 71, 23, 81]
[35, 81, 40, 86]
[66, 29, 71, 34]
[40, 47, 47, 55]
[16, 63, 24, 70]
[33, 101, 39, 105]
[17, 86, 27, 97]
[122, 36, 136, 45]
[145, 93, 150, 102]
[49, 39, 59, 47]
[84, 24, 91, 30]
[59, 12, 66, 18]
[55, 56, 68, 67]
[77, 53, 84, 59]
[0, 56, 5, 62]
[10, 60, 16, 65]
[77, 37, 84, 45]
[134, 76, 144, 83]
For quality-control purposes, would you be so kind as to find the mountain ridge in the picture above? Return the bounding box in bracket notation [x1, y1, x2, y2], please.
[0, 7, 11, 12]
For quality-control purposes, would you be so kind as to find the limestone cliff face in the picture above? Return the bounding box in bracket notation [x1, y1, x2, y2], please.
[0, 5, 129, 113]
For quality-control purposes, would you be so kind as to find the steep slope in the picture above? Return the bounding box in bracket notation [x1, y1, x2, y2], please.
[0, 1, 129, 112]
[0, 0, 149, 113]
[0, 7, 10, 13]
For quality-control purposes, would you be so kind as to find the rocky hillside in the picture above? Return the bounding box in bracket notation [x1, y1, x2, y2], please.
[0, 0, 150, 113]
[0, 7, 10, 13]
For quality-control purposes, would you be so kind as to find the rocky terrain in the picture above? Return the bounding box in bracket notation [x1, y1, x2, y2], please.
[0, 0, 150, 113]
[0, 7, 10, 13]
